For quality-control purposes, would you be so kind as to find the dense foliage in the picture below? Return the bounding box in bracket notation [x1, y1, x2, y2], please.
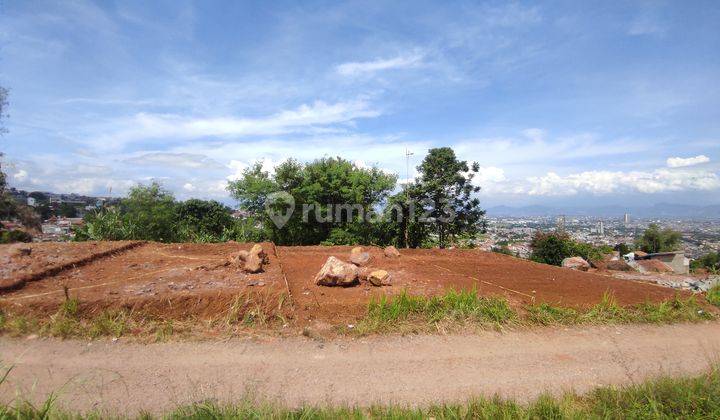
[74, 182, 240, 243]
[636, 223, 682, 253]
[228, 151, 487, 247]
[691, 251, 719, 274]
[401, 147, 486, 248]
[228, 157, 397, 245]
[530, 231, 613, 266]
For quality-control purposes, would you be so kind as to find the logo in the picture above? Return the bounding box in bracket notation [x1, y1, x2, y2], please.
[265, 191, 295, 228]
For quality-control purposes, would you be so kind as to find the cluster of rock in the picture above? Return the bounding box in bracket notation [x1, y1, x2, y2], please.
[314, 246, 399, 287]
[228, 244, 268, 273]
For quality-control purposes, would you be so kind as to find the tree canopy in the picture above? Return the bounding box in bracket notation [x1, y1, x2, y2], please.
[636, 223, 682, 254]
[407, 147, 486, 248]
[227, 157, 397, 245]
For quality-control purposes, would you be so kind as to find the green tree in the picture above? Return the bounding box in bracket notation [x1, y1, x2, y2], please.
[530, 231, 574, 266]
[410, 147, 485, 248]
[636, 223, 682, 254]
[227, 157, 397, 245]
[176, 199, 233, 237]
[120, 182, 178, 242]
[58, 202, 78, 218]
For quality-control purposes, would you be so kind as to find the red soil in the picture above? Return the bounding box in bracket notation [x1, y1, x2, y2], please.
[0, 242, 693, 327]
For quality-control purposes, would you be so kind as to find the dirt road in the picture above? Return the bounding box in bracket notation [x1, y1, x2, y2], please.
[2, 322, 719, 415]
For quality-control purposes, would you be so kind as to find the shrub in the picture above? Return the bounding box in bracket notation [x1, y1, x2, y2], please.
[0, 229, 32, 243]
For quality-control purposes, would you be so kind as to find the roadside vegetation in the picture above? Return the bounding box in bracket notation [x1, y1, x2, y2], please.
[354, 290, 714, 335]
[708, 284, 720, 307]
[1, 365, 719, 419]
[1, 288, 714, 340]
[0, 292, 289, 341]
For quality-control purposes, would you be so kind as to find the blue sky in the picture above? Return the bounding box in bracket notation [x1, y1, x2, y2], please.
[1, 0, 719, 207]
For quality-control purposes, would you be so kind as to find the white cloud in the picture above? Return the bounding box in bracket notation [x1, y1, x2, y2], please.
[13, 169, 28, 181]
[182, 183, 195, 191]
[124, 152, 224, 169]
[524, 167, 720, 196]
[336, 53, 424, 76]
[475, 166, 506, 184]
[99, 99, 379, 146]
[666, 155, 710, 168]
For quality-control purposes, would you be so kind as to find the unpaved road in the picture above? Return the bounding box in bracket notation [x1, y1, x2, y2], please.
[2, 323, 720, 415]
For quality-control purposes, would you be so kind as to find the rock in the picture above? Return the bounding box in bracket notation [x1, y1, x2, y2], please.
[229, 250, 249, 265]
[314, 256, 359, 286]
[241, 244, 268, 273]
[633, 251, 648, 259]
[383, 246, 401, 258]
[243, 252, 264, 273]
[562, 256, 590, 271]
[606, 259, 634, 272]
[349, 246, 371, 266]
[249, 244, 268, 264]
[368, 270, 390, 286]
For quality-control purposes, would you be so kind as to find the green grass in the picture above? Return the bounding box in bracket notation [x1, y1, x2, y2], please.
[527, 293, 713, 326]
[2, 366, 719, 419]
[356, 290, 714, 334]
[356, 289, 516, 334]
[708, 284, 720, 307]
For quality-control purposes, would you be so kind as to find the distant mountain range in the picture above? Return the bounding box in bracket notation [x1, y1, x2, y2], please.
[486, 203, 720, 219]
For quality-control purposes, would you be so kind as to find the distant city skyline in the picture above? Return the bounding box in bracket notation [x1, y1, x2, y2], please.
[1, 1, 719, 207]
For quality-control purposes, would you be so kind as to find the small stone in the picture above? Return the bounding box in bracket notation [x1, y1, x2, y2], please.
[368, 270, 390, 286]
[349, 247, 371, 266]
[383, 246, 401, 258]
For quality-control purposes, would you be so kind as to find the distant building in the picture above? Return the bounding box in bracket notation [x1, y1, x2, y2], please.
[27, 197, 36, 207]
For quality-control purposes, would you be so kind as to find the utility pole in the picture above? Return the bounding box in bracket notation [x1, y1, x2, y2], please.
[404, 148, 414, 248]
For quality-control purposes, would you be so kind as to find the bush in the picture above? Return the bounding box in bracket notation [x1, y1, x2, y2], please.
[530, 231, 612, 266]
[636, 223, 682, 253]
[691, 252, 719, 274]
[0, 229, 32, 243]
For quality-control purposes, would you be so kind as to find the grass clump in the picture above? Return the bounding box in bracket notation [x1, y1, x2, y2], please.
[708, 284, 720, 307]
[357, 290, 713, 334]
[89, 310, 130, 338]
[358, 289, 515, 333]
[526, 293, 712, 326]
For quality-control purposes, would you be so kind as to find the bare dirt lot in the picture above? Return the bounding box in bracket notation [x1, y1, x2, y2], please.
[0, 242, 694, 329]
[0, 242, 287, 321]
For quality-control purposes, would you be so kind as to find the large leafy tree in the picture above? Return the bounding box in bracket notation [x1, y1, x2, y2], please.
[636, 223, 682, 253]
[410, 147, 485, 248]
[119, 182, 178, 242]
[176, 198, 233, 237]
[227, 157, 397, 245]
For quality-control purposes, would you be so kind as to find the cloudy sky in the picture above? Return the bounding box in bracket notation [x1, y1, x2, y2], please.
[1, 0, 719, 207]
